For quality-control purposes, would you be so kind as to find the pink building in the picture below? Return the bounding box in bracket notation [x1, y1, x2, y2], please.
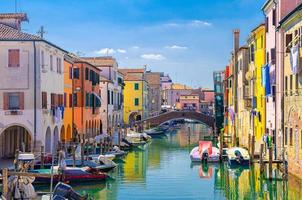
[179, 94, 200, 112]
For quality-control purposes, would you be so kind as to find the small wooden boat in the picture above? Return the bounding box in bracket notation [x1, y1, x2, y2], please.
[144, 128, 165, 137]
[226, 147, 250, 167]
[125, 131, 152, 146]
[105, 146, 126, 159]
[190, 141, 220, 163]
[30, 166, 108, 184]
[42, 182, 88, 200]
[64, 158, 116, 173]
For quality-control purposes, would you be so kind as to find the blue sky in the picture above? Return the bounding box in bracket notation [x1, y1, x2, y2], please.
[1, 0, 265, 88]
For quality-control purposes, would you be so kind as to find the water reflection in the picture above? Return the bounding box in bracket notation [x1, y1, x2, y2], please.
[37, 123, 302, 200]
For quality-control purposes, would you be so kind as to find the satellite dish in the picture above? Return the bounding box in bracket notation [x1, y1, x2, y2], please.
[245, 71, 253, 81]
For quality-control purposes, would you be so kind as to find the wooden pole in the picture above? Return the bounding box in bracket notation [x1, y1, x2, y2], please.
[41, 146, 45, 169]
[260, 144, 264, 175]
[251, 135, 255, 162]
[219, 133, 223, 162]
[80, 141, 84, 166]
[269, 147, 273, 181]
[2, 168, 8, 199]
[14, 149, 20, 171]
[118, 126, 121, 148]
[248, 134, 251, 153]
[71, 145, 76, 167]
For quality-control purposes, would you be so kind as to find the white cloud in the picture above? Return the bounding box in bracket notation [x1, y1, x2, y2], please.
[165, 45, 188, 50]
[132, 46, 140, 49]
[141, 54, 166, 61]
[94, 48, 116, 55]
[117, 49, 127, 53]
[163, 20, 212, 28]
[189, 20, 212, 27]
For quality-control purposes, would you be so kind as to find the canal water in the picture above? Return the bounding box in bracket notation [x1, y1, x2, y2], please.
[40, 123, 302, 200]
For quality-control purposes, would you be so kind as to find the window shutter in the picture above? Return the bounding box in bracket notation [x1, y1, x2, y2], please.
[64, 93, 67, 107]
[19, 92, 24, 110]
[285, 34, 293, 53]
[271, 48, 276, 64]
[3, 92, 8, 110]
[8, 49, 20, 67]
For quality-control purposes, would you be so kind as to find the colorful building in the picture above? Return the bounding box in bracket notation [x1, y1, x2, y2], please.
[179, 94, 200, 111]
[145, 71, 162, 116]
[248, 24, 266, 153]
[280, 3, 302, 179]
[73, 59, 102, 139]
[120, 68, 149, 125]
[0, 13, 67, 156]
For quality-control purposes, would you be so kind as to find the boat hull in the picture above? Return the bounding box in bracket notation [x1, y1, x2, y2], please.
[228, 159, 250, 167]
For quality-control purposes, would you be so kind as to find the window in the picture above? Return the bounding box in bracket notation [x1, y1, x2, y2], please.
[134, 83, 139, 90]
[86, 92, 90, 107]
[271, 48, 276, 64]
[64, 93, 67, 107]
[69, 67, 73, 79]
[265, 17, 269, 32]
[296, 74, 299, 93]
[290, 75, 293, 95]
[134, 98, 139, 106]
[51, 93, 56, 108]
[73, 93, 78, 107]
[57, 58, 62, 74]
[69, 94, 73, 107]
[111, 91, 114, 104]
[272, 9, 276, 26]
[3, 92, 23, 110]
[250, 45, 255, 62]
[73, 68, 80, 79]
[42, 92, 47, 109]
[285, 127, 288, 145]
[41, 50, 45, 69]
[290, 128, 293, 146]
[85, 68, 89, 80]
[8, 49, 20, 67]
[107, 90, 110, 104]
[50, 55, 53, 71]
[285, 76, 288, 96]
[285, 34, 293, 53]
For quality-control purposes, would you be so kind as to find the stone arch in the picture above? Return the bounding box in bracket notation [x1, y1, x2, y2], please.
[60, 125, 65, 142]
[53, 126, 59, 153]
[0, 125, 32, 158]
[45, 127, 52, 153]
[66, 125, 71, 141]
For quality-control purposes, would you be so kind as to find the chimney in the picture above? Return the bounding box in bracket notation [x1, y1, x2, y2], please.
[0, 13, 28, 31]
[233, 29, 240, 54]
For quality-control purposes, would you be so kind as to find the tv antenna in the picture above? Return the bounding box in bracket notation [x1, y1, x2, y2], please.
[37, 26, 47, 39]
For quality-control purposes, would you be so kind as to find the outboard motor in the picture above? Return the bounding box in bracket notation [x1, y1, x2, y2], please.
[234, 150, 244, 164]
[202, 152, 209, 163]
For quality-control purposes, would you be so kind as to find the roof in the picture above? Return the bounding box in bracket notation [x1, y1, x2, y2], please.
[119, 68, 145, 81]
[81, 56, 117, 67]
[0, 23, 41, 40]
[171, 83, 192, 90]
[251, 23, 265, 33]
[261, 0, 273, 11]
[0, 13, 28, 21]
[279, 3, 302, 26]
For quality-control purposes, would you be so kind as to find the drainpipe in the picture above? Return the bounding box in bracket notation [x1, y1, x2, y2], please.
[273, 0, 278, 160]
[33, 41, 37, 150]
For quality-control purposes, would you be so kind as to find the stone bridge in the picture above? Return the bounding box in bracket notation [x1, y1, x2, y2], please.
[139, 111, 215, 128]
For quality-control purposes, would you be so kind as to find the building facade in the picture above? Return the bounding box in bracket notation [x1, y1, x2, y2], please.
[120, 68, 149, 125]
[145, 71, 161, 116]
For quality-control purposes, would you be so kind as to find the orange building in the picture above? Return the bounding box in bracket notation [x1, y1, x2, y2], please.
[73, 59, 102, 139]
[61, 55, 74, 142]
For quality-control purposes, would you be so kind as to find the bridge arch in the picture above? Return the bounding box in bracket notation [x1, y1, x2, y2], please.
[140, 111, 214, 128]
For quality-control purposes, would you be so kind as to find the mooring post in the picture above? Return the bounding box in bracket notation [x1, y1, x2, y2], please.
[219, 133, 223, 162]
[269, 147, 273, 181]
[41, 146, 45, 169]
[72, 145, 76, 167]
[251, 135, 255, 162]
[260, 144, 264, 174]
[2, 168, 8, 199]
[248, 134, 251, 154]
[81, 140, 84, 166]
[118, 125, 121, 148]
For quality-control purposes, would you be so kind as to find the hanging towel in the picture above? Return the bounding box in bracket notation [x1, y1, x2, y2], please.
[290, 44, 299, 74]
[265, 65, 271, 96]
[262, 66, 266, 87]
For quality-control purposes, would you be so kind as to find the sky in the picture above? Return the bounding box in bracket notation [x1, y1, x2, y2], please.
[1, 0, 266, 88]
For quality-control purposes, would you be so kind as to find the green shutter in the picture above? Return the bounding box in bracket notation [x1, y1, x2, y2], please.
[134, 98, 139, 106]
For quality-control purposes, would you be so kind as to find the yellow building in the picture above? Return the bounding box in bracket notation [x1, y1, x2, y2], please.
[280, 4, 302, 179]
[62, 56, 74, 142]
[247, 24, 266, 153]
[120, 68, 149, 125]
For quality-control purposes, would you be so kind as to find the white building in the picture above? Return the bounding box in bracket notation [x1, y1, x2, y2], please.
[0, 13, 66, 157]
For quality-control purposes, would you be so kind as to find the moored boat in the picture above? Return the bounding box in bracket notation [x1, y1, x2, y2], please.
[226, 147, 250, 167]
[190, 141, 220, 163]
[144, 127, 165, 137]
[30, 166, 108, 184]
